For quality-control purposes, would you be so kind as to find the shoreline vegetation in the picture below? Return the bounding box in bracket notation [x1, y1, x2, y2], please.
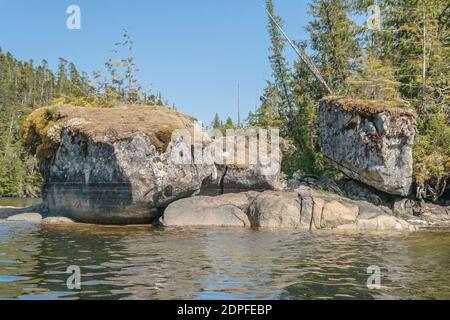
[0, 1, 449, 231]
[1, 99, 448, 231]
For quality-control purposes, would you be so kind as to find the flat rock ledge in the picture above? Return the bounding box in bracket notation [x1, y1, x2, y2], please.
[0, 205, 75, 225]
[0, 204, 45, 219]
[161, 187, 417, 232]
[6, 212, 43, 222]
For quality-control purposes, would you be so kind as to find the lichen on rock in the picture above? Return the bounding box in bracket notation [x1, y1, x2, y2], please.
[22, 105, 281, 224]
[319, 97, 416, 196]
[21, 105, 213, 224]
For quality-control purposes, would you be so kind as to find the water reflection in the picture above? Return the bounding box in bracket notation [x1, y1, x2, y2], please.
[0, 197, 41, 208]
[0, 220, 449, 300]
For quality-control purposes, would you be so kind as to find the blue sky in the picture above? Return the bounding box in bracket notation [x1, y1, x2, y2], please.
[0, 0, 313, 124]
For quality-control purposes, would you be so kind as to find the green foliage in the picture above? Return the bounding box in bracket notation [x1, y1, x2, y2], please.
[377, 0, 449, 200]
[346, 51, 401, 100]
[306, 0, 360, 91]
[380, 0, 449, 107]
[413, 107, 450, 201]
[43, 108, 58, 122]
[265, 0, 294, 131]
[211, 113, 222, 129]
[0, 48, 51, 197]
[92, 28, 165, 106]
[247, 81, 283, 129]
[209, 113, 238, 134]
[259, 0, 347, 179]
[0, 30, 169, 197]
[224, 117, 235, 130]
[262, 0, 448, 201]
[288, 58, 330, 177]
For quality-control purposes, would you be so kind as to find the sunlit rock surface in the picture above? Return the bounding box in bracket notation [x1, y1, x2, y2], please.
[6, 213, 42, 222]
[23, 105, 280, 224]
[199, 134, 281, 195]
[163, 187, 417, 231]
[319, 97, 416, 196]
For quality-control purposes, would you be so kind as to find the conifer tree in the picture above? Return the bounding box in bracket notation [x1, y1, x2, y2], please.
[211, 113, 222, 129]
[224, 117, 234, 130]
[306, 0, 359, 92]
[346, 50, 401, 100]
[57, 58, 69, 95]
[247, 81, 282, 129]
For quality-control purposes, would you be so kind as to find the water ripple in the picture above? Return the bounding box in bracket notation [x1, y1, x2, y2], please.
[0, 221, 449, 299]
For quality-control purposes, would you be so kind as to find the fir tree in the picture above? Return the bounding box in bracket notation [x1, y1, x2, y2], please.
[211, 113, 222, 129]
[266, 0, 294, 133]
[224, 117, 234, 130]
[247, 81, 282, 129]
[346, 50, 401, 100]
[306, 0, 359, 92]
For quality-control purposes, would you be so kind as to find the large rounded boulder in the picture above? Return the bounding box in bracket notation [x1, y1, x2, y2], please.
[23, 105, 213, 224]
[23, 105, 281, 224]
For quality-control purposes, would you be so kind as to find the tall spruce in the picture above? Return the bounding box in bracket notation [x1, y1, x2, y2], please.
[306, 0, 359, 92]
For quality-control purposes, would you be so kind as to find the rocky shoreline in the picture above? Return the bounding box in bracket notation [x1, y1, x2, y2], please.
[1, 188, 449, 231]
[162, 187, 418, 231]
[6, 98, 446, 232]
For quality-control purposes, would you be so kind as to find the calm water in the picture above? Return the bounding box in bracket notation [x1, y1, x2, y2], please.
[1, 199, 450, 300]
[0, 197, 41, 207]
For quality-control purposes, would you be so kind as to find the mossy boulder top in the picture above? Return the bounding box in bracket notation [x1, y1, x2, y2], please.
[321, 96, 415, 117]
[23, 104, 203, 157]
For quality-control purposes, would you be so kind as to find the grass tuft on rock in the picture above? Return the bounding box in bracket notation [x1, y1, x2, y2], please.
[22, 104, 202, 157]
[322, 96, 414, 116]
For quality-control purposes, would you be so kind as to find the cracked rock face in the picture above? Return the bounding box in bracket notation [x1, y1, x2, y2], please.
[200, 135, 281, 195]
[162, 187, 416, 231]
[25, 105, 280, 224]
[41, 130, 213, 224]
[319, 98, 415, 196]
